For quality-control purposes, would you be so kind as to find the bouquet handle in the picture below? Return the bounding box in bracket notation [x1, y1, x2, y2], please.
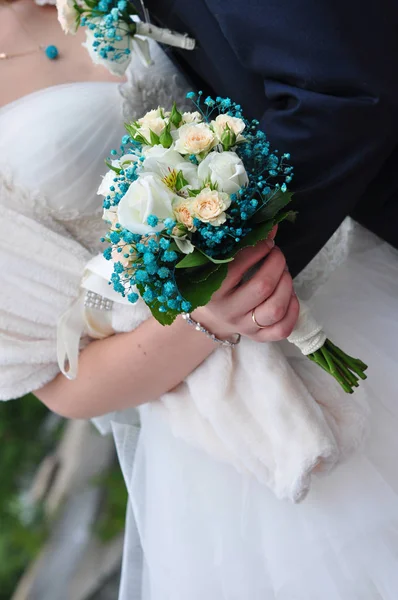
[288, 301, 368, 393]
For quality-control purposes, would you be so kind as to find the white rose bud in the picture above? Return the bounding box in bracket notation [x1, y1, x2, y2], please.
[192, 188, 231, 226]
[117, 173, 176, 235]
[198, 151, 249, 195]
[174, 123, 216, 155]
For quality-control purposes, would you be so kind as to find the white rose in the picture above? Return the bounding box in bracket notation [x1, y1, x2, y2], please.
[83, 24, 132, 77]
[181, 111, 203, 124]
[174, 123, 216, 156]
[97, 155, 138, 197]
[117, 173, 176, 235]
[137, 108, 169, 143]
[197, 151, 249, 195]
[192, 188, 231, 226]
[98, 170, 117, 197]
[211, 114, 246, 142]
[56, 0, 79, 34]
[142, 145, 199, 188]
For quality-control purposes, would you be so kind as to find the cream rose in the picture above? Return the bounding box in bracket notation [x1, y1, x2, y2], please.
[181, 111, 203, 124]
[102, 206, 118, 228]
[174, 123, 216, 155]
[192, 188, 231, 226]
[112, 244, 137, 268]
[197, 151, 249, 195]
[136, 108, 169, 142]
[117, 173, 176, 235]
[211, 114, 246, 142]
[56, 0, 79, 34]
[173, 200, 196, 231]
[83, 24, 132, 76]
[142, 146, 199, 188]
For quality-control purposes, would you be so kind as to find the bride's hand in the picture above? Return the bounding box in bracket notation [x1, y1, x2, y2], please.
[193, 232, 300, 343]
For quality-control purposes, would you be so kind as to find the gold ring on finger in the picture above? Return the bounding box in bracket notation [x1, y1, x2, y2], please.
[251, 307, 269, 329]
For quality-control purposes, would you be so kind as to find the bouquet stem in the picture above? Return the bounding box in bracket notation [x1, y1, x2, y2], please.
[308, 339, 368, 394]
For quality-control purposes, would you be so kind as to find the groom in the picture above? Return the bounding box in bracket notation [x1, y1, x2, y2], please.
[142, 0, 398, 276]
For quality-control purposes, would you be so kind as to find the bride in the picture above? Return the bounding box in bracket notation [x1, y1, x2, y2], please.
[1, 2, 398, 598]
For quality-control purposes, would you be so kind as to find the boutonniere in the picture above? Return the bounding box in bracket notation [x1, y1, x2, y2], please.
[56, 0, 195, 75]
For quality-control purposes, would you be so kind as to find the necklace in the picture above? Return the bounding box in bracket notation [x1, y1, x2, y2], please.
[0, 2, 59, 61]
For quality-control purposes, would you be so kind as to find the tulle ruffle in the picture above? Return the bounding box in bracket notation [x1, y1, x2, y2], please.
[114, 224, 398, 599]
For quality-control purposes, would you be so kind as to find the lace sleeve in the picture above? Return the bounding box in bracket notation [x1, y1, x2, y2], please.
[294, 217, 356, 300]
[119, 41, 191, 121]
[0, 202, 91, 400]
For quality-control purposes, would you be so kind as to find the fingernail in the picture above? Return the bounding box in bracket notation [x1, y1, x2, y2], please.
[266, 238, 275, 250]
[284, 265, 289, 272]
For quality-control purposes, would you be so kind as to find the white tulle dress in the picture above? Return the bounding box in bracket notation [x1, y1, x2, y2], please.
[1, 45, 398, 600]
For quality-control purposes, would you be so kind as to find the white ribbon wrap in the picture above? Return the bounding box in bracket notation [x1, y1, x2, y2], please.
[135, 22, 196, 51]
[56, 255, 130, 380]
[287, 301, 327, 355]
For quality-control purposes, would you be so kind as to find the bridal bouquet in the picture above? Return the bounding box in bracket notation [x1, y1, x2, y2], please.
[57, 0, 195, 75]
[98, 92, 368, 393]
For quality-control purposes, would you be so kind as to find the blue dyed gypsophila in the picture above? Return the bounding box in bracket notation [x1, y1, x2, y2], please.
[98, 92, 295, 326]
[57, 0, 196, 76]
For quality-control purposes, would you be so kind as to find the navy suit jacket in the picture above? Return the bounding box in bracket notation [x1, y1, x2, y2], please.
[143, 0, 398, 274]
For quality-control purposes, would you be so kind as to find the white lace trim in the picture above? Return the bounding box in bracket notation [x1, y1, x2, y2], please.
[0, 168, 105, 253]
[294, 218, 355, 300]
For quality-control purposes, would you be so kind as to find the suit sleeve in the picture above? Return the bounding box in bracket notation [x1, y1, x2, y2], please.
[210, 0, 398, 274]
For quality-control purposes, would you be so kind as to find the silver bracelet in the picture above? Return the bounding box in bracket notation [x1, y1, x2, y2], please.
[181, 313, 241, 348]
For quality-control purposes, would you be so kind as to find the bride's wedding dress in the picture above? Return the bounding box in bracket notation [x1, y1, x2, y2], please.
[1, 45, 398, 600]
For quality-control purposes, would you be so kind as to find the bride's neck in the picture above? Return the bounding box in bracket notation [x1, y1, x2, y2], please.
[0, 0, 123, 109]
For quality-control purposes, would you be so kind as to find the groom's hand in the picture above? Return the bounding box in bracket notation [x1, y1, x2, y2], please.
[193, 231, 299, 342]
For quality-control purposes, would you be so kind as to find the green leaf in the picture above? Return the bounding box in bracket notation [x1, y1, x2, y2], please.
[149, 129, 160, 146]
[274, 210, 297, 225]
[252, 190, 294, 224]
[187, 188, 201, 197]
[124, 122, 138, 137]
[159, 124, 173, 148]
[176, 263, 229, 311]
[231, 221, 274, 256]
[221, 124, 237, 151]
[175, 170, 189, 191]
[175, 250, 210, 269]
[136, 284, 178, 326]
[124, 123, 149, 145]
[200, 251, 234, 265]
[183, 261, 222, 284]
[167, 241, 180, 253]
[169, 102, 183, 128]
[83, 0, 98, 8]
[104, 159, 122, 174]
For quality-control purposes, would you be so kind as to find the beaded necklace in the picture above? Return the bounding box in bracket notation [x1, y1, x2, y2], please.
[0, 2, 59, 60]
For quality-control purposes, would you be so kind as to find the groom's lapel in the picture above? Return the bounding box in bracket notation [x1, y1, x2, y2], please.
[142, 0, 266, 118]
